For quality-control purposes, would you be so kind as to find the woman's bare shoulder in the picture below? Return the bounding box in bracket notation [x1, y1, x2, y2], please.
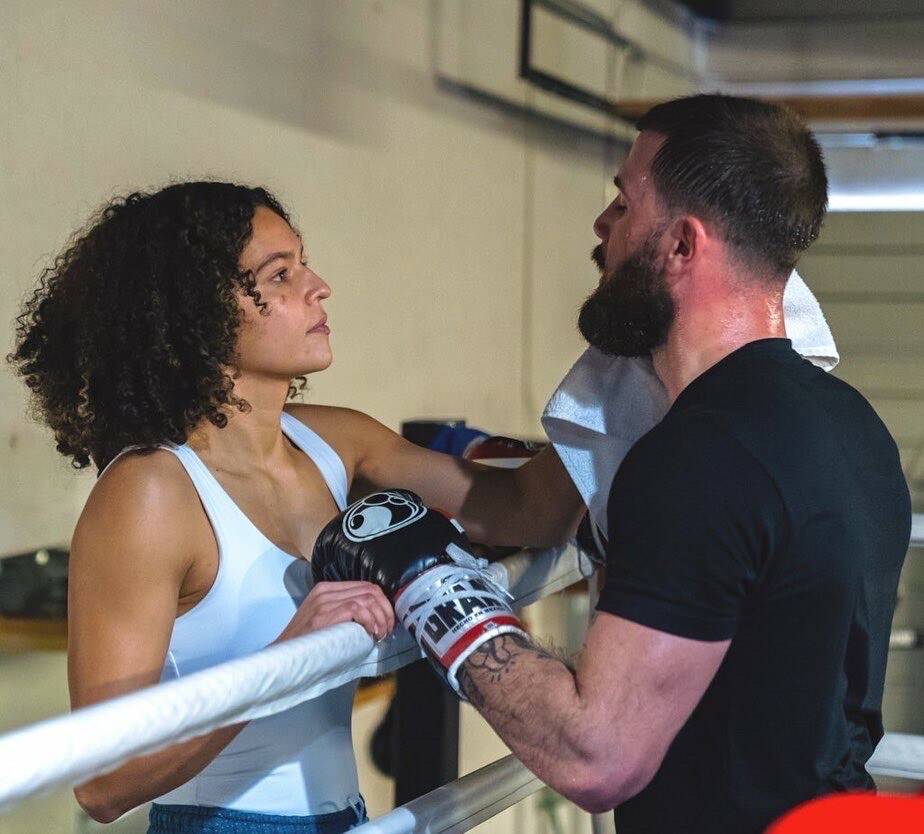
[88, 448, 195, 513]
[284, 403, 375, 432]
[68, 450, 212, 712]
[284, 404, 398, 468]
[73, 449, 205, 579]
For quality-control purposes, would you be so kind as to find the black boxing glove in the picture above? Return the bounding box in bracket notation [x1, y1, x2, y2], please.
[312, 489, 468, 594]
[311, 489, 526, 697]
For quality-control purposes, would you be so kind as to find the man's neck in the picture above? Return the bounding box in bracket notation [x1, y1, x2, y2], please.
[651, 291, 786, 403]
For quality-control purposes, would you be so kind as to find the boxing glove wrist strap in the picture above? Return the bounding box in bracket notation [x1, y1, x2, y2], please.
[394, 558, 526, 698]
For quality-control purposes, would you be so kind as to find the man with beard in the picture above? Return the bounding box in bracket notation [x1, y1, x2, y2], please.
[313, 95, 911, 833]
[578, 222, 674, 359]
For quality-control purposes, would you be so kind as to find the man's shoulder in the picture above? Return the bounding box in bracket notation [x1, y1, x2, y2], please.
[711, 355, 896, 463]
[636, 409, 733, 454]
[619, 411, 758, 488]
[806, 367, 893, 435]
[704, 346, 876, 431]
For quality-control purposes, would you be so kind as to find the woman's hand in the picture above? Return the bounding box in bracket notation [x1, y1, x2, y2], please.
[275, 580, 395, 643]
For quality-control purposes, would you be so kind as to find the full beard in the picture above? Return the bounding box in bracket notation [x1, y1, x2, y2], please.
[578, 236, 675, 358]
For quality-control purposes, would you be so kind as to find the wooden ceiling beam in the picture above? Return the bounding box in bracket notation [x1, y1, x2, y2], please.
[611, 94, 924, 127]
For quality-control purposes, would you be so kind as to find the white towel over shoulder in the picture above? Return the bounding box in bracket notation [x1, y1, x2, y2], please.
[541, 270, 838, 539]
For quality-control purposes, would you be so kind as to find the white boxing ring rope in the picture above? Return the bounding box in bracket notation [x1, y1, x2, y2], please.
[1, 535, 922, 831]
[0, 542, 594, 813]
[351, 755, 541, 834]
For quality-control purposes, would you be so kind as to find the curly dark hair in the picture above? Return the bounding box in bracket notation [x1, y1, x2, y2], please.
[9, 181, 302, 471]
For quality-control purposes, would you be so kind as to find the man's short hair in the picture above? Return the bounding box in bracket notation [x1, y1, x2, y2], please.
[636, 94, 828, 277]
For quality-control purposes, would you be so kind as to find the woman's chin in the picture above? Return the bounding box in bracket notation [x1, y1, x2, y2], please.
[302, 350, 333, 375]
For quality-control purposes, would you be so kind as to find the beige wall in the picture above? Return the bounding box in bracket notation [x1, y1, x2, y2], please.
[0, 2, 693, 832]
[0, 0, 693, 557]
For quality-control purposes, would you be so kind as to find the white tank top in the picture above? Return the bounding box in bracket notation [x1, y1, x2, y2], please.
[150, 411, 362, 815]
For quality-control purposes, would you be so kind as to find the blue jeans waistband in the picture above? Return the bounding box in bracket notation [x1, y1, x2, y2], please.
[147, 799, 367, 834]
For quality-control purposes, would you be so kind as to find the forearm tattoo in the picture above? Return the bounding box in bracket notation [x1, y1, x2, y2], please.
[457, 632, 570, 708]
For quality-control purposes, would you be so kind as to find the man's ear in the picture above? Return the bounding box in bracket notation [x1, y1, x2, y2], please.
[664, 215, 708, 275]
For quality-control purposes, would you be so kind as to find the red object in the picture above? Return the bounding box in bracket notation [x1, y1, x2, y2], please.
[765, 793, 924, 833]
[463, 435, 544, 468]
[439, 615, 523, 669]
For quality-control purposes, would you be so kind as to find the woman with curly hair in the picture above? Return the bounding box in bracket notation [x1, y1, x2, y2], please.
[10, 181, 581, 833]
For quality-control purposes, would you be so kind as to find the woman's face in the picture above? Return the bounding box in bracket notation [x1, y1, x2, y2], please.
[235, 206, 332, 381]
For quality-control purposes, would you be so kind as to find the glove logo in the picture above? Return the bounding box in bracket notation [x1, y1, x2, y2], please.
[342, 491, 428, 542]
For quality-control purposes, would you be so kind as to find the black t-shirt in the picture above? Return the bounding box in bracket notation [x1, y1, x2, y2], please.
[598, 339, 911, 834]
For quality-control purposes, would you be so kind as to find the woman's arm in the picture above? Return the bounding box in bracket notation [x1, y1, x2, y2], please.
[67, 451, 248, 822]
[289, 406, 584, 548]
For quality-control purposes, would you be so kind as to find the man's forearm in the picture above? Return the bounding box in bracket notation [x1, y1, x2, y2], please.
[458, 448, 584, 548]
[456, 633, 607, 806]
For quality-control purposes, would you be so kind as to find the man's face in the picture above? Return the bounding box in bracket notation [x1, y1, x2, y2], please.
[578, 132, 676, 357]
[578, 230, 675, 357]
[591, 131, 664, 275]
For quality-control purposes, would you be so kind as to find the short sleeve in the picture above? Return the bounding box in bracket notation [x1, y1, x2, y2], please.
[597, 416, 786, 641]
